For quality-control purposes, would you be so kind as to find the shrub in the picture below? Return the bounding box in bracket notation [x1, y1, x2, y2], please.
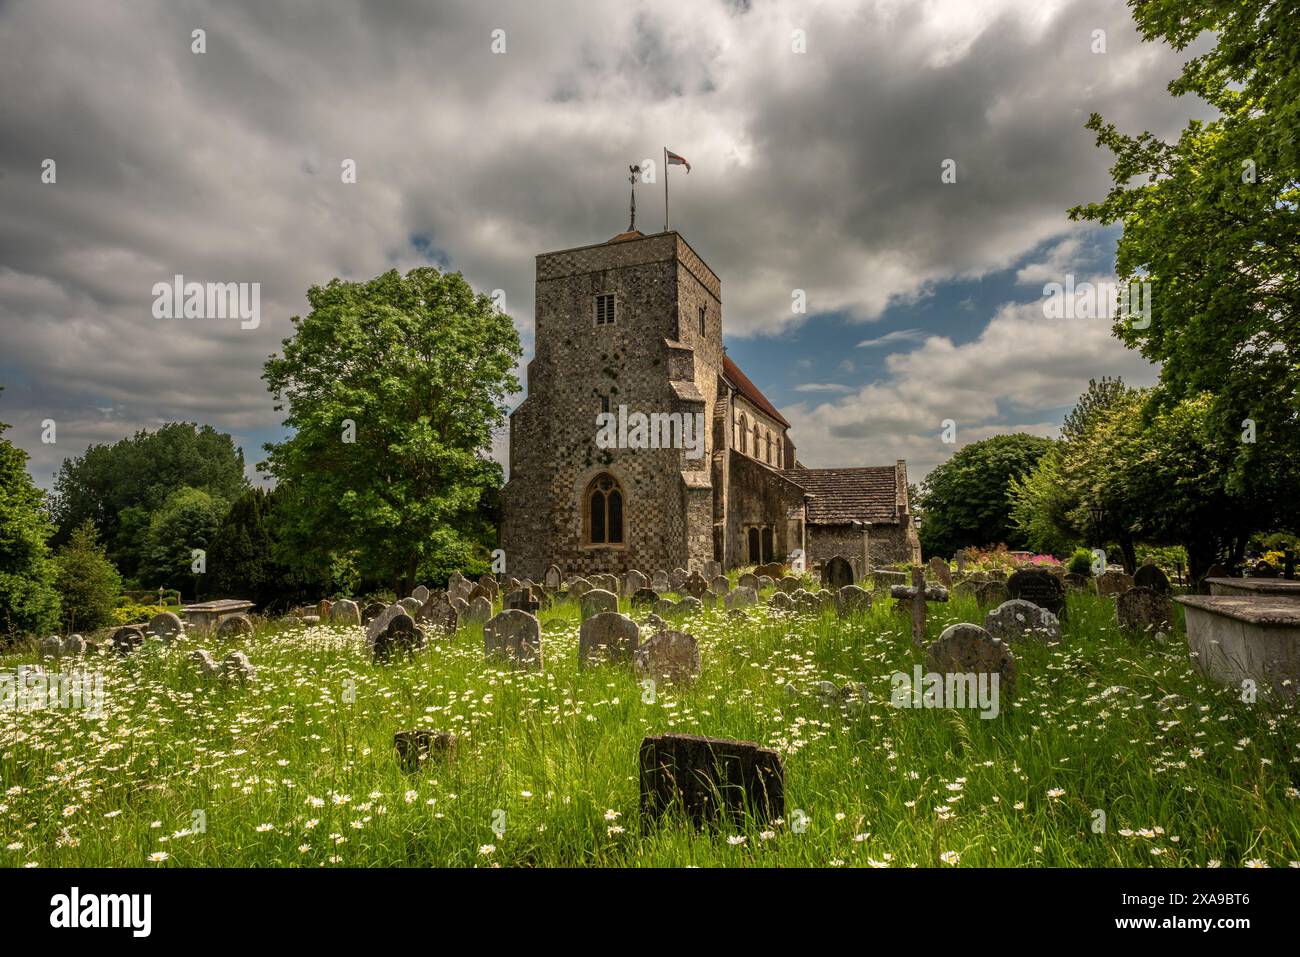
[1068, 547, 1094, 576]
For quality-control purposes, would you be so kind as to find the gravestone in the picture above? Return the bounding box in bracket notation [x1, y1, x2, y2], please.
[330, 599, 362, 626]
[639, 733, 784, 829]
[1115, 586, 1173, 634]
[1006, 567, 1066, 619]
[478, 574, 499, 597]
[1177, 595, 1300, 699]
[568, 577, 593, 598]
[579, 588, 619, 620]
[652, 598, 678, 617]
[544, 564, 562, 589]
[148, 612, 184, 642]
[215, 614, 254, 640]
[925, 622, 1017, 702]
[872, 569, 907, 591]
[624, 569, 648, 597]
[768, 591, 793, 611]
[630, 587, 659, 608]
[703, 560, 722, 579]
[737, 572, 759, 591]
[757, 575, 775, 591]
[483, 609, 542, 670]
[189, 648, 220, 678]
[463, 595, 493, 626]
[928, 557, 952, 588]
[221, 651, 256, 681]
[650, 570, 671, 592]
[822, 556, 855, 589]
[710, 575, 730, 596]
[366, 604, 406, 645]
[975, 580, 1009, 606]
[422, 596, 460, 634]
[1198, 563, 1229, 594]
[670, 568, 689, 591]
[953, 580, 978, 599]
[411, 585, 431, 604]
[578, 612, 640, 668]
[372, 613, 423, 662]
[394, 730, 457, 772]
[39, 635, 63, 659]
[1251, 560, 1278, 578]
[835, 584, 872, 617]
[399, 596, 423, 616]
[984, 599, 1061, 644]
[362, 602, 386, 624]
[1094, 570, 1134, 598]
[1133, 564, 1172, 595]
[778, 576, 801, 594]
[634, 630, 700, 685]
[758, 562, 785, 580]
[725, 586, 757, 609]
[891, 568, 949, 646]
[681, 571, 710, 600]
[1062, 573, 1089, 591]
[317, 598, 333, 620]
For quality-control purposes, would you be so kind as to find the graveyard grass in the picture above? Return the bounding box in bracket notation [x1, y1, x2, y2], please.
[3, 586, 1299, 868]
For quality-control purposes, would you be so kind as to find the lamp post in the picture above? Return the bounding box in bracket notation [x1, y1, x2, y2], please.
[1087, 505, 1106, 547]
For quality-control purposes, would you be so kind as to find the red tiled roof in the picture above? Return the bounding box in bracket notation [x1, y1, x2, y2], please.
[723, 354, 790, 428]
[782, 466, 900, 525]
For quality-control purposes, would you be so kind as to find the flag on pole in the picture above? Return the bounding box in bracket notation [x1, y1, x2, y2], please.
[666, 149, 691, 173]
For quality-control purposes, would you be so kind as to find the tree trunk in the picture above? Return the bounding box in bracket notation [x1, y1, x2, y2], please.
[1119, 535, 1137, 575]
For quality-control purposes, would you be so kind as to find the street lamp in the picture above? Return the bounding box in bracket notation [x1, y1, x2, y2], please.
[1087, 504, 1106, 546]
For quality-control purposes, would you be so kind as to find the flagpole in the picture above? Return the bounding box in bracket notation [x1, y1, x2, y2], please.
[663, 146, 669, 232]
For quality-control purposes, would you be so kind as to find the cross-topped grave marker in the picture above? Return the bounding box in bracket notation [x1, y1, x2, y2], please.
[891, 567, 949, 646]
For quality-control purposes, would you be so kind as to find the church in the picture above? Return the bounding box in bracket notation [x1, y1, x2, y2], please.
[500, 227, 921, 580]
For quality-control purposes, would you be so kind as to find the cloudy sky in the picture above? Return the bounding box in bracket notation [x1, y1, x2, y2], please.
[0, 0, 1211, 490]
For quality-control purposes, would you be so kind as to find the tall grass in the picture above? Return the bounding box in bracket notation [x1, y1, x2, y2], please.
[1, 587, 1296, 867]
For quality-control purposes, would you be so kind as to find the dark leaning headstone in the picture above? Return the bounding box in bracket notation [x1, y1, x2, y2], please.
[1115, 586, 1173, 634]
[639, 733, 784, 829]
[362, 602, 387, 624]
[1133, 564, 1172, 595]
[1006, 567, 1066, 620]
[975, 580, 1009, 606]
[215, 614, 255, 640]
[393, 730, 457, 772]
[1198, 563, 1229, 594]
[630, 587, 659, 608]
[373, 613, 423, 662]
[111, 625, 146, 655]
[821, 555, 855, 589]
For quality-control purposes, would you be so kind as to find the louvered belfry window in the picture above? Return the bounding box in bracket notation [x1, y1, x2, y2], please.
[595, 294, 615, 325]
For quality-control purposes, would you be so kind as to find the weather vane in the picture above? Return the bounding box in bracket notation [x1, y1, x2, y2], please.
[627, 164, 641, 232]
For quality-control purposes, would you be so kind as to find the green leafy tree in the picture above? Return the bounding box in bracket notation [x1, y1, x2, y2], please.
[139, 487, 226, 595]
[1070, 0, 1300, 530]
[54, 520, 122, 633]
[50, 423, 247, 577]
[262, 267, 521, 594]
[0, 389, 61, 639]
[918, 433, 1054, 559]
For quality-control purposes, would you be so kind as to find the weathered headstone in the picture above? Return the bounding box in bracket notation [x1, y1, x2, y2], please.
[39, 635, 63, 659]
[835, 584, 872, 617]
[822, 555, 855, 589]
[330, 599, 362, 626]
[639, 733, 784, 828]
[630, 587, 659, 608]
[891, 568, 949, 646]
[579, 588, 619, 620]
[650, 570, 671, 592]
[394, 730, 457, 772]
[463, 595, 493, 626]
[1006, 567, 1066, 619]
[544, 564, 562, 589]
[366, 604, 406, 644]
[1133, 564, 1172, 595]
[623, 569, 648, 597]
[768, 591, 793, 611]
[778, 576, 801, 594]
[148, 612, 185, 642]
[411, 585, 431, 604]
[567, 576, 593, 598]
[928, 557, 953, 588]
[681, 571, 710, 600]
[578, 612, 640, 668]
[399, 596, 423, 616]
[362, 602, 387, 624]
[422, 596, 460, 634]
[725, 586, 757, 610]
[1062, 573, 1089, 591]
[1115, 586, 1173, 634]
[975, 580, 1009, 606]
[221, 651, 256, 681]
[984, 599, 1061, 644]
[925, 622, 1017, 702]
[634, 629, 700, 685]
[189, 648, 221, 678]
[317, 598, 333, 620]
[738, 572, 759, 591]
[372, 613, 423, 662]
[215, 614, 254, 640]
[710, 575, 730, 596]
[483, 609, 542, 670]
[670, 568, 689, 591]
[1198, 563, 1229, 593]
[1094, 570, 1134, 598]
[703, 560, 722, 580]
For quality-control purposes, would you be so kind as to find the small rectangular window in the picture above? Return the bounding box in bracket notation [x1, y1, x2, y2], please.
[698, 305, 706, 335]
[600, 394, 610, 414]
[595, 294, 615, 325]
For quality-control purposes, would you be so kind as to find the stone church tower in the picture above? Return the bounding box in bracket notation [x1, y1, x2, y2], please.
[501, 228, 921, 580]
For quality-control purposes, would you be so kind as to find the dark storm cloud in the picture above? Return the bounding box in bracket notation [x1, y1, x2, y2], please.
[0, 0, 1206, 484]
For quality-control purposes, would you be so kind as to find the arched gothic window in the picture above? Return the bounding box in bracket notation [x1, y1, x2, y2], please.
[765, 432, 773, 464]
[585, 473, 624, 545]
[739, 414, 749, 454]
[752, 423, 760, 459]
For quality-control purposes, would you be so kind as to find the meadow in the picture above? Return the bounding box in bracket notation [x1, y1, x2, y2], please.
[2, 585, 1298, 868]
